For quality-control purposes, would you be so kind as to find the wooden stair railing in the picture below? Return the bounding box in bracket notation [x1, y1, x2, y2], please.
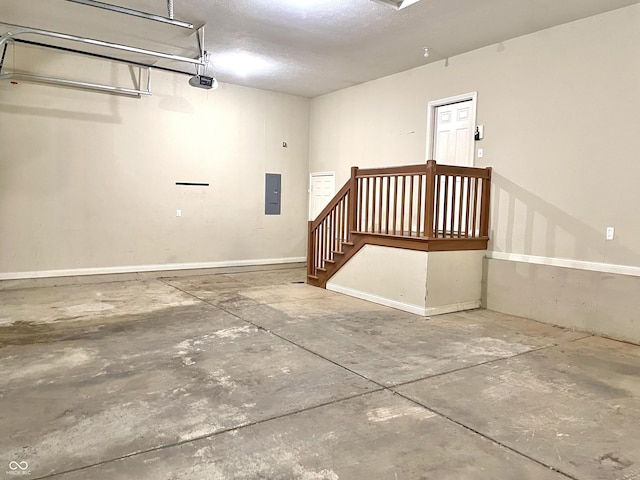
[307, 180, 352, 282]
[307, 160, 492, 288]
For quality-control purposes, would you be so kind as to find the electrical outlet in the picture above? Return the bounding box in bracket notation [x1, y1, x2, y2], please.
[606, 227, 614, 240]
[176, 209, 182, 217]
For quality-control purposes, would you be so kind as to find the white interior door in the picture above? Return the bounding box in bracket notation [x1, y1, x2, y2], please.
[432, 100, 475, 235]
[433, 100, 474, 167]
[309, 173, 335, 220]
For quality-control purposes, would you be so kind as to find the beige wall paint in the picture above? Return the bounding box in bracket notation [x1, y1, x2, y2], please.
[484, 258, 640, 344]
[0, 44, 310, 274]
[327, 245, 428, 314]
[425, 250, 484, 312]
[327, 246, 484, 316]
[310, 5, 640, 268]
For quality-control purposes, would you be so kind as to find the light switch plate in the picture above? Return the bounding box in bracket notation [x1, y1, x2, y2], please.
[477, 148, 484, 158]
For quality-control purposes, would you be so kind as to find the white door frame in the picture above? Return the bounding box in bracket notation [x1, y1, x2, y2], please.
[425, 92, 477, 166]
[308, 171, 336, 220]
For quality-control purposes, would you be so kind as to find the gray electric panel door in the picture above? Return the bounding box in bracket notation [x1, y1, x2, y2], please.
[265, 173, 281, 215]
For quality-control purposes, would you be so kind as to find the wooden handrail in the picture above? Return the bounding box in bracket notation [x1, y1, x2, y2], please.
[435, 164, 491, 179]
[357, 164, 427, 177]
[308, 161, 493, 285]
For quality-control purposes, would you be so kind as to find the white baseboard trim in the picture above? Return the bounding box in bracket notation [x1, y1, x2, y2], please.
[0, 257, 307, 281]
[486, 252, 640, 278]
[424, 300, 482, 316]
[326, 283, 427, 316]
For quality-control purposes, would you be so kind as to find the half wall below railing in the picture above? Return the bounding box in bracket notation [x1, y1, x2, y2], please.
[307, 160, 492, 287]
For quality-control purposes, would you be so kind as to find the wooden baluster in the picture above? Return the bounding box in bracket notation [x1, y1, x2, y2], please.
[318, 221, 322, 268]
[343, 197, 347, 243]
[424, 160, 436, 239]
[328, 215, 331, 262]
[315, 226, 321, 275]
[399, 175, 406, 236]
[385, 176, 391, 234]
[365, 177, 370, 233]
[319, 224, 322, 267]
[335, 201, 339, 251]
[380, 177, 384, 234]
[451, 175, 458, 238]
[335, 206, 339, 255]
[331, 205, 340, 260]
[442, 175, 449, 238]
[342, 197, 349, 242]
[392, 176, 398, 235]
[416, 174, 423, 236]
[480, 167, 492, 237]
[343, 196, 347, 244]
[331, 209, 335, 259]
[358, 177, 364, 232]
[341, 197, 346, 246]
[434, 174, 440, 238]
[457, 176, 464, 238]
[318, 222, 322, 269]
[345, 192, 349, 243]
[324, 218, 329, 266]
[370, 178, 375, 233]
[377, 177, 382, 234]
[465, 177, 472, 238]
[408, 175, 414, 236]
[327, 213, 331, 262]
[328, 214, 332, 261]
[337, 199, 342, 251]
[353, 180, 357, 233]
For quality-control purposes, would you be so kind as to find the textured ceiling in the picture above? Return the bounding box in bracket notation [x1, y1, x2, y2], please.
[1, 0, 638, 97]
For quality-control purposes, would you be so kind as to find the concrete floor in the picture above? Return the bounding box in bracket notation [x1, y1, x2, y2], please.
[1, 266, 639, 480]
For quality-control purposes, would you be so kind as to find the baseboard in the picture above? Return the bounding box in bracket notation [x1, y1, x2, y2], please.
[326, 283, 427, 316]
[424, 300, 482, 316]
[486, 251, 640, 278]
[0, 257, 307, 281]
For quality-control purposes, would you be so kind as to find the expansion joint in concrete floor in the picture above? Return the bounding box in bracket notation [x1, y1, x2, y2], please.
[35, 388, 385, 479]
[157, 279, 589, 480]
[390, 390, 581, 480]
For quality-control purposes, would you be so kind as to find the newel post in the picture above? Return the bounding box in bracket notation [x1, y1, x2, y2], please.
[424, 160, 437, 238]
[348, 166, 359, 240]
[307, 220, 314, 278]
[480, 167, 492, 237]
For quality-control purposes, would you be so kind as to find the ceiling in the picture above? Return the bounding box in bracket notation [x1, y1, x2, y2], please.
[1, 0, 638, 97]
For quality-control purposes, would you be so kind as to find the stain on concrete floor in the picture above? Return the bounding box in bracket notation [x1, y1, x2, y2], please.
[0, 266, 638, 479]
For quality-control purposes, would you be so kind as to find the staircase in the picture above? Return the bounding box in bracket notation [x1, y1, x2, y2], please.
[307, 160, 492, 288]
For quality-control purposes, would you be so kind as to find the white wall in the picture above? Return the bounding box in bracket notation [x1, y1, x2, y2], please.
[310, 5, 640, 269]
[0, 44, 310, 276]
